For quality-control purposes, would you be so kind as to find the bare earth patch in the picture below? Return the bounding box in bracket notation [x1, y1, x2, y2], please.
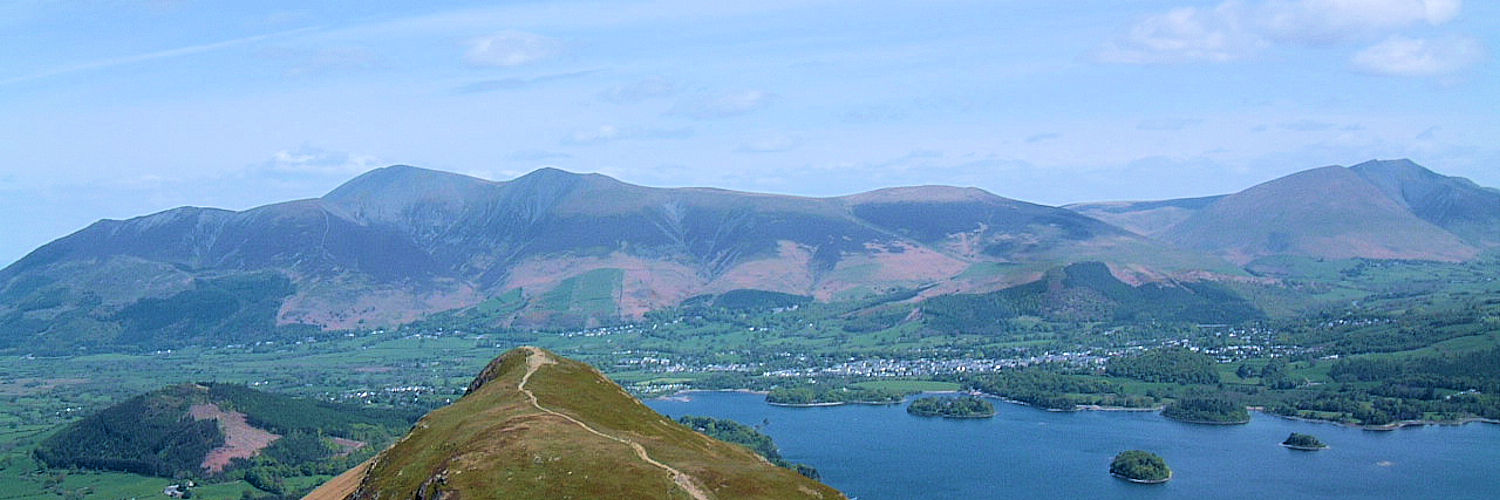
[0, 378, 89, 396]
[330, 436, 367, 457]
[189, 403, 281, 473]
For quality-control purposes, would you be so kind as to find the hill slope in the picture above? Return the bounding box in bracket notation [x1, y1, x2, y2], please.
[1349, 159, 1500, 246]
[1161, 165, 1476, 264]
[1064, 196, 1224, 237]
[312, 347, 843, 499]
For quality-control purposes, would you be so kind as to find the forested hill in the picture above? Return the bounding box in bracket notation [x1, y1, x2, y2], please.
[34, 383, 416, 495]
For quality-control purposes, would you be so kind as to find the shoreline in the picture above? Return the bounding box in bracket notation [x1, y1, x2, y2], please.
[658, 389, 1500, 431]
[1280, 443, 1328, 451]
[908, 412, 996, 419]
[1111, 471, 1172, 484]
[1254, 409, 1500, 431]
[1163, 415, 1251, 425]
[767, 400, 903, 407]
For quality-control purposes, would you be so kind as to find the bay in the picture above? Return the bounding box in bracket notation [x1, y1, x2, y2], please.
[647, 392, 1500, 499]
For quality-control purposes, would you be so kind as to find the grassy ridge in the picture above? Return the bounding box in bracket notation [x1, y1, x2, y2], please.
[347, 348, 843, 499]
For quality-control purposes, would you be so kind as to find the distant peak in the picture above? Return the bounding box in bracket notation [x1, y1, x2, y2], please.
[842, 185, 1003, 204]
[505, 167, 631, 192]
[1349, 158, 1433, 176]
[324, 165, 492, 201]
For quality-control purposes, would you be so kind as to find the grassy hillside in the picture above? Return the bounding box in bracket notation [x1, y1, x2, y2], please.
[1164, 166, 1476, 263]
[921, 262, 1262, 332]
[337, 347, 843, 499]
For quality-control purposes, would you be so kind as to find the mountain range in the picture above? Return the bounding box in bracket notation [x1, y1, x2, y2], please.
[2, 159, 1496, 349]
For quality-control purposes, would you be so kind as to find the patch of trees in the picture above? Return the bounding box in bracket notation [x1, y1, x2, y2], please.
[766, 385, 905, 405]
[1106, 348, 1219, 385]
[713, 289, 813, 311]
[206, 383, 417, 441]
[1279, 313, 1489, 355]
[963, 368, 1153, 410]
[1110, 450, 1170, 482]
[906, 396, 995, 418]
[677, 416, 819, 479]
[920, 262, 1262, 333]
[1282, 433, 1326, 449]
[34, 383, 411, 492]
[1161, 395, 1250, 424]
[112, 272, 303, 347]
[33, 386, 224, 477]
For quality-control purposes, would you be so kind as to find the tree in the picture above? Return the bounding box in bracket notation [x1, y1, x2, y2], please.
[1110, 450, 1170, 482]
[1236, 363, 1256, 379]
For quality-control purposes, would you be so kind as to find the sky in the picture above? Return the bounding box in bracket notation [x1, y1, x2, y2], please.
[1, 0, 1497, 266]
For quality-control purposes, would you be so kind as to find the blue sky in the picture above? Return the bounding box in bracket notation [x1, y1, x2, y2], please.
[1, 0, 1496, 266]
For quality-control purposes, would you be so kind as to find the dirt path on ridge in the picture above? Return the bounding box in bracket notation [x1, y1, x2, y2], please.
[517, 346, 711, 500]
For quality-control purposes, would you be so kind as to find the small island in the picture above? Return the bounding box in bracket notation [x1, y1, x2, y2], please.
[1110, 450, 1172, 484]
[1281, 432, 1328, 451]
[907, 396, 996, 418]
[1161, 396, 1250, 424]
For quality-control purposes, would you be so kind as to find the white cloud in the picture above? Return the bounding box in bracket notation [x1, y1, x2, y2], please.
[1097, 4, 1263, 64]
[260, 145, 383, 176]
[1352, 35, 1485, 76]
[464, 30, 562, 67]
[671, 90, 777, 119]
[1260, 0, 1462, 43]
[562, 125, 693, 145]
[1098, 0, 1466, 64]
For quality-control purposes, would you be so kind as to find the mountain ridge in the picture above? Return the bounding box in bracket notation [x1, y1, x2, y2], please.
[314, 346, 844, 500]
[2, 159, 1491, 351]
[1, 165, 1216, 342]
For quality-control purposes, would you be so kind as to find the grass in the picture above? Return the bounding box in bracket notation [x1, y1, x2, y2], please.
[537, 268, 623, 317]
[348, 348, 842, 499]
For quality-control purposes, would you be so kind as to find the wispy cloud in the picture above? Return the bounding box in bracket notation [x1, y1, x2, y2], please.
[1352, 35, 1485, 76]
[453, 69, 602, 94]
[255, 145, 383, 177]
[599, 77, 678, 103]
[1025, 133, 1062, 144]
[1096, 3, 1265, 64]
[464, 30, 563, 67]
[562, 125, 694, 145]
[1, 26, 319, 85]
[1096, 0, 1471, 69]
[670, 90, 777, 119]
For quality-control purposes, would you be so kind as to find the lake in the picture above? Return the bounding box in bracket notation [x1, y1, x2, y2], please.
[646, 392, 1500, 499]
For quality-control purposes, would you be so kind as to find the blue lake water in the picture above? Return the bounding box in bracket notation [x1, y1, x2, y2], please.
[646, 392, 1500, 499]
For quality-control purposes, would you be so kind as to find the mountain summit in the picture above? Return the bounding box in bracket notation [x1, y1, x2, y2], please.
[306, 347, 844, 500]
[1071, 159, 1495, 264]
